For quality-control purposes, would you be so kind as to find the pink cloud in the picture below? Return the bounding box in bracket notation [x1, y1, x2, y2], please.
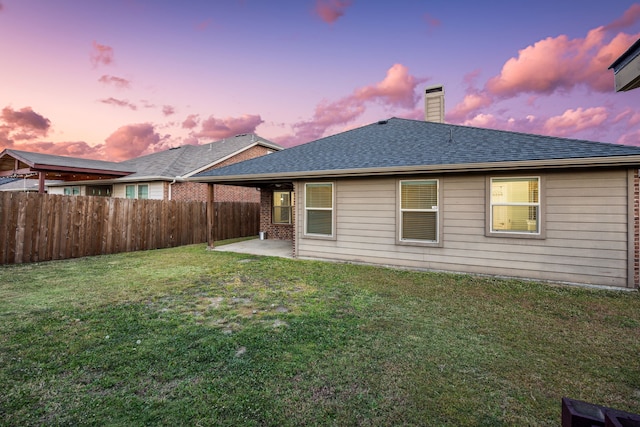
[423, 13, 441, 32]
[98, 75, 131, 89]
[0, 2, 4, 12]
[314, 0, 352, 24]
[354, 63, 425, 108]
[90, 41, 114, 67]
[162, 105, 175, 116]
[0, 107, 106, 159]
[196, 19, 212, 31]
[195, 114, 264, 139]
[100, 97, 137, 110]
[449, 5, 640, 126]
[604, 3, 640, 31]
[284, 97, 366, 145]
[542, 107, 609, 137]
[617, 129, 640, 146]
[447, 92, 493, 122]
[463, 69, 482, 87]
[0, 139, 105, 159]
[1, 106, 51, 134]
[460, 113, 499, 129]
[276, 63, 425, 146]
[612, 109, 633, 124]
[105, 123, 161, 161]
[182, 114, 199, 129]
[486, 26, 639, 97]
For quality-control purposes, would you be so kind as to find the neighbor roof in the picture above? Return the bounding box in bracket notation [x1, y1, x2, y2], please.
[116, 133, 282, 181]
[192, 117, 640, 183]
[1, 149, 133, 174]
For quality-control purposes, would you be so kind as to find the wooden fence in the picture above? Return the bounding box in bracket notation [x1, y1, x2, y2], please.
[0, 192, 260, 265]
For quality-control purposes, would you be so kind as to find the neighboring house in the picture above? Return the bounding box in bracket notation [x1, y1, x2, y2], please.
[0, 149, 134, 194]
[609, 37, 640, 92]
[1, 134, 282, 201]
[0, 177, 64, 192]
[192, 117, 640, 289]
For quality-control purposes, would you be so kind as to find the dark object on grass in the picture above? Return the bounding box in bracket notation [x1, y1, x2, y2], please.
[562, 397, 640, 427]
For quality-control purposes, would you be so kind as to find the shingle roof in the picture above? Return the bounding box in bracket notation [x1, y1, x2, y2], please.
[0, 177, 19, 186]
[118, 133, 282, 179]
[3, 149, 133, 173]
[192, 118, 640, 181]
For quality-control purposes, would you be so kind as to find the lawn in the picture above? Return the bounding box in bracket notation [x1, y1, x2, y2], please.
[1, 243, 639, 426]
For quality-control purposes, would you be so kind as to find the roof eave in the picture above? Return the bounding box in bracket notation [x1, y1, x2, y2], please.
[46, 176, 187, 186]
[188, 156, 640, 184]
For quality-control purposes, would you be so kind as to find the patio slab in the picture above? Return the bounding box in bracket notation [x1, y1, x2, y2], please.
[213, 238, 293, 258]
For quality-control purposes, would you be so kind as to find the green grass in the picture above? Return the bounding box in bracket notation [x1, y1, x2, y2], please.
[1, 244, 639, 426]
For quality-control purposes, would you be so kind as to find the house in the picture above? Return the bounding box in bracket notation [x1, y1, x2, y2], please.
[0, 176, 64, 192]
[1, 134, 282, 201]
[191, 117, 640, 289]
[0, 149, 133, 194]
[609, 37, 640, 92]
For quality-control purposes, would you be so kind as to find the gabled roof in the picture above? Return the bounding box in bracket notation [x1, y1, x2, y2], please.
[0, 149, 134, 175]
[116, 133, 282, 181]
[192, 118, 640, 183]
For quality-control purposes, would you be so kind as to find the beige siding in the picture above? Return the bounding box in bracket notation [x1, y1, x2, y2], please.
[296, 170, 632, 288]
[47, 187, 65, 195]
[46, 185, 86, 196]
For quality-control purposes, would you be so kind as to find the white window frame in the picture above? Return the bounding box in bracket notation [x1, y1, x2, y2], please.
[304, 182, 335, 239]
[398, 179, 440, 245]
[487, 176, 544, 238]
[63, 186, 80, 196]
[125, 184, 149, 199]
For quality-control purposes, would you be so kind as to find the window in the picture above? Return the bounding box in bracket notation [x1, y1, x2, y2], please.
[63, 186, 80, 195]
[273, 190, 293, 224]
[490, 177, 539, 234]
[400, 180, 438, 242]
[137, 184, 148, 199]
[305, 183, 333, 236]
[88, 185, 111, 197]
[125, 184, 149, 199]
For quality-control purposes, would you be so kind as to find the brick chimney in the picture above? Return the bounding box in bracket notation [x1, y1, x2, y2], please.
[424, 85, 445, 123]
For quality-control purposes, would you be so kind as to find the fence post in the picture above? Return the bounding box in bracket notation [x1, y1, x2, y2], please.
[207, 183, 216, 249]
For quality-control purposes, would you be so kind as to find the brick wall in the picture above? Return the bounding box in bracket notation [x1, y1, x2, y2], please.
[170, 144, 274, 202]
[171, 181, 209, 202]
[259, 189, 294, 241]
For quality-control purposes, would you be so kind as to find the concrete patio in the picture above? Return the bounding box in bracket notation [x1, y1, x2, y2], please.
[213, 238, 293, 258]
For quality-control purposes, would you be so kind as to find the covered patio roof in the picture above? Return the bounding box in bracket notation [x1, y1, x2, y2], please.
[0, 149, 134, 193]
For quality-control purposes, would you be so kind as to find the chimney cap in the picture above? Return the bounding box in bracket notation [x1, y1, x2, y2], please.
[425, 85, 444, 94]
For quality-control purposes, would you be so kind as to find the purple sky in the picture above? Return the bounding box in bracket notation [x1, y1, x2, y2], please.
[1, 0, 639, 161]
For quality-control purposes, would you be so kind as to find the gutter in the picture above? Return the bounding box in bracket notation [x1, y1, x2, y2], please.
[168, 178, 177, 200]
[47, 176, 189, 187]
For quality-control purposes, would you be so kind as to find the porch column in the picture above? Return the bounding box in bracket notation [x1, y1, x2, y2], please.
[206, 183, 216, 249]
[38, 172, 45, 194]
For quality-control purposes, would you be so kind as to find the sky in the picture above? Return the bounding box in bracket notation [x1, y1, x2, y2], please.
[1, 0, 639, 161]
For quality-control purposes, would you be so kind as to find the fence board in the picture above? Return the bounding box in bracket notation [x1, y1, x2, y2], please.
[0, 193, 259, 265]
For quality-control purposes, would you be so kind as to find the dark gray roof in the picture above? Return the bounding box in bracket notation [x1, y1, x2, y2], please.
[4, 149, 133, 173]
[0, 177, 19, 186]
[192, 118, 640, 181]
[118, 133, 282, 179]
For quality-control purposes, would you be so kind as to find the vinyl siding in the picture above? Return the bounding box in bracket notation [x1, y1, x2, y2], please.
[296, 170, 632, 288]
